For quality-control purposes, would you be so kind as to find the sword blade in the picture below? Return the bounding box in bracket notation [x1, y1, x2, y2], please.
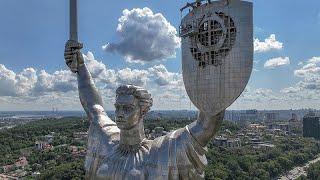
[70, 0, 78, 41]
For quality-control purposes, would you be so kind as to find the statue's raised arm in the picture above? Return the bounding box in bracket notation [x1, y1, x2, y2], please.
[64, 40, 120, 177]
[64, 40, 114, 123]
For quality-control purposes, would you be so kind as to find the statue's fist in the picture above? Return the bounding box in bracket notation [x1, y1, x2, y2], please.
[64, 40, 84, 73]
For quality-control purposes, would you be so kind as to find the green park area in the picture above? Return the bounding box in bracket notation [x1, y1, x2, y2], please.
[0, 117, 320, 179]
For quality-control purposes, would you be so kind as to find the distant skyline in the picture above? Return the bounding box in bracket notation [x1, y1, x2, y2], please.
[0, 0, 320, 111]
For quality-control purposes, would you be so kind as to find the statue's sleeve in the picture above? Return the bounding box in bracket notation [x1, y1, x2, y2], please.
[77, 64, 120, 176]
[77, 63, 119, 128]
[84, 105, 120, 178]
[77, 64, 104, 120]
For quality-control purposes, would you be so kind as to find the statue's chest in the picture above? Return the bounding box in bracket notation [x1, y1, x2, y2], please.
[96, 147, 148, 179]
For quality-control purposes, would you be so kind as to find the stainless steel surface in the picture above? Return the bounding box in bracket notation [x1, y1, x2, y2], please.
[70, 0, 78, 41]
[70, 69, 219, 179]
[63, 0, 253, 179]
[181, 0, 253, 115]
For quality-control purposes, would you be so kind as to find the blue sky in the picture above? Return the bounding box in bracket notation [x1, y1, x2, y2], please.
[0, 0, 320, 111]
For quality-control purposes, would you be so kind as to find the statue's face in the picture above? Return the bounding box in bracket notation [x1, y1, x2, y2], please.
[115, 94, 141, 130]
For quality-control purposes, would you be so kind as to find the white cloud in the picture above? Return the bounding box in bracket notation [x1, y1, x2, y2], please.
[254, 34, 283, 53]
[294, 63, 320, 77]
[235, 56, 320, 109]
[117, 68, 149, 87]
[102, 7, 180, 63]
[148, 64, 181, 87]
[33, 70, 77, 95]
[0, 65, 37, 96]
[83, 52, 117, 87]
[0, 51, 190, 110]
[264, 57, 290, 69]
[308, 56, 320, 64]
[298, 78, 320, 91]
[294, 57, 320, 78]
[6, 52, 320, 111]
[279, 56, 320, 101]
[280, 87, 301, 94]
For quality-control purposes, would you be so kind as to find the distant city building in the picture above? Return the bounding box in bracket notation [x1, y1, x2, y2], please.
[264, 112, 279, 123]
[252, 143, 275, 150]
[149, 127, 168, 140]
[289, 113, 302, 135]
[15, 157, 28, 169]
[242, 110, 259, 121]
[213, 136, 241, 148]
[69, 146, 86, 157]
[35, 141, 52, 151]
[303, 112, 320, 139]
[225, 110, 264, 123]
[2, 165, 14, 173]
[32, 172, 41, 177]
[248, 123, 266, 131]
[44, 134, 54, 144]
[268, 123, 289, 132]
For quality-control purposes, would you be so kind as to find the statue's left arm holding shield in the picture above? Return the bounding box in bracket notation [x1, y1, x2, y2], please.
[188, 110, 225, 147]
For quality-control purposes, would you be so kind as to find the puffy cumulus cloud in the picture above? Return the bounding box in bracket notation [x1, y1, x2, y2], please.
[239, 87, 280, 102]
[231, 87, 285, 110]
[102, 7, 180, 63]
[294, 63, 320, 77]
[254, 34, 283, 53]
[117, 68, 149, 87]
[308, 57, 320, 64]
[33, 70, 77, 94]
[0, 65, 37, 96]
[230, 85, 320, 110]
[298, 78, 320, 91]
[279, 56, 320, 103]
[264, 57, 290, 69]
[83, 52, 117, 87]
[294, 56, 320, 78]
[280, 87, 301, 94]
[148, 64, 181, 87]
[0, 52, 190, 110]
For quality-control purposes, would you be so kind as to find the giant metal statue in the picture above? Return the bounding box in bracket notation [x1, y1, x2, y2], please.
[64, 0, 253, 179]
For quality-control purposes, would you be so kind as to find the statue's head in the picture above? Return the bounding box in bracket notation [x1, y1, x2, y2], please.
[115, 85, 153, 130]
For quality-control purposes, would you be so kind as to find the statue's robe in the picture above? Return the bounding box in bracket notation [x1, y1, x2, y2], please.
[84, 116, 207, 180]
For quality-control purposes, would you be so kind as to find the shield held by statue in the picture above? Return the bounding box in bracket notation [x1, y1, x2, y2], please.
[180, 0, 253, 116]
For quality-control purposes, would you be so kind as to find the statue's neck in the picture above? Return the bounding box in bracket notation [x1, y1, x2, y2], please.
[119, 119, 145, 147]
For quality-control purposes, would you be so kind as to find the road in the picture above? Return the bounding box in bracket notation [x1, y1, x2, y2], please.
[279, 156, 320, 180]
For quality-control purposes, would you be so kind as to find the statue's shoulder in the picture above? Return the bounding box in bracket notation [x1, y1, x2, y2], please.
[147, 126, 207, 174]
[149, 126, 206, 154]
[150, 127, 188, 150]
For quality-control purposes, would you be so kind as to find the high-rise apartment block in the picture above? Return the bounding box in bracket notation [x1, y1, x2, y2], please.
[303, 112, 320, 139]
